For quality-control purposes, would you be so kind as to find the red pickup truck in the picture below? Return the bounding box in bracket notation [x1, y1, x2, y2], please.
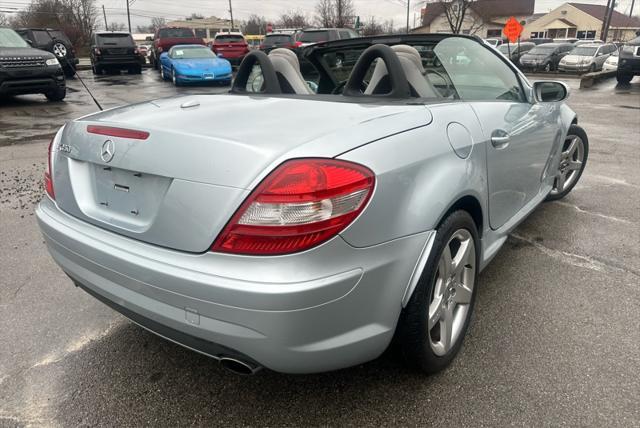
[150, 27, 204, 70]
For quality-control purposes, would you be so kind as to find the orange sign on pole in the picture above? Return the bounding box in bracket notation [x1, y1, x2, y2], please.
[503, 16, 524, 43]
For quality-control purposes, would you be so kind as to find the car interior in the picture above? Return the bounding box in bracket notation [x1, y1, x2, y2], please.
[231, 35, 527, 104]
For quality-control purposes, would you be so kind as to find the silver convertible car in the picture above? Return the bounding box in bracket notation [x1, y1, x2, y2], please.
[36, 34, 588, 375]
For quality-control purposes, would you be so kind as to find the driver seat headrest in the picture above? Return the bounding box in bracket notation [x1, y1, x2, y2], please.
[365, 44, 438, 98]
[268, 48, 313, 95]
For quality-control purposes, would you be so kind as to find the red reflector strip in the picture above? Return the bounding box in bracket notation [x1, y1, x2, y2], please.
[87, 125, 150, 140]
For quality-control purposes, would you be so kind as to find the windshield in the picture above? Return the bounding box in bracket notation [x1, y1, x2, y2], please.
[97, 33, 134, 46]
[0, 28, 30, 48]
[569, 47, 597, 56]
[215, 35, 245, 43]
[300, 31, 329, 43]
[264, 35, 293, 46]
[528, 46, 555, 55]
[171, 47, 215, 59]
[159, 28, 195, 38]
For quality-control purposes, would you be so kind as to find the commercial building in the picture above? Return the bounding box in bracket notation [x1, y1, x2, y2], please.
[525, 3, 640, 42]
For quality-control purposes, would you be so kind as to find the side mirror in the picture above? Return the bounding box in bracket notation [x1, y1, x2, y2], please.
[533, 81, 569, 103]
[145, 36, 153, 42]
[217, 53, 224, 58]
[26, 39, 34, 46]
[160, 52, 169, 60]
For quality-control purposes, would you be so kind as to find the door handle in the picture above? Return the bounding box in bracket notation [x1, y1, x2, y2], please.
[491, 131, 511, 149]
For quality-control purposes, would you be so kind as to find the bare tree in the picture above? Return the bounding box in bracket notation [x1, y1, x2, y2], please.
[333, 0, 354, 28]
[243, 14, 267, 34]
[0, 13, 9, 27]
[315, 0, 334, 27]
[12, 0, 97, 47]
[107, 22, 127, 31]
[278, 10, 309, 28]
[361, 16, 383, 36]
[437, 0, 482, 34]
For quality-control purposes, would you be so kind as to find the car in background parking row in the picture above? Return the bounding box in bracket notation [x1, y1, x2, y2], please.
[558, 43, 617, 73]
[150, 27, 205, 70]
[519, 43, 573, 72]
[210, 32, 249, 66]
[497, 42, 535, 64]
[297, 28, 360, 47]
[90, 32, 143, 75]
[617, 36, 640, 84]
[16, 28, 78, 77]
[0, 27, 66, 101]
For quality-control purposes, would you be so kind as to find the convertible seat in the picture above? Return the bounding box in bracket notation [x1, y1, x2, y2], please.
[365, 44, 438, 98]
[268, 48, 313, 95]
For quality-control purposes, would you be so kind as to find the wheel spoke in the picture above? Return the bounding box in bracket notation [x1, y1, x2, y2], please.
[452, 238, 472, 277]
[564, 137, 579, 157]
[569, 160, 582, 171]
[441, 304, 454, 352]
[441, 245, 453, 279]
[428, 302, 443, 329]
[454, 282, 473, 304]
[556, 171, 566, 192]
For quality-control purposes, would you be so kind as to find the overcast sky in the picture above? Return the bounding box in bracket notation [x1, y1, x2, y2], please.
[94, 0, 640, 30]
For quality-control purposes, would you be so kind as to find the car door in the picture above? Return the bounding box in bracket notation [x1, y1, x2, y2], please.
[434, 37, 561, 230]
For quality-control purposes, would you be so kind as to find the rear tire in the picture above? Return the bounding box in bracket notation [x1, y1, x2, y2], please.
[616, 72, 633, 84]
[397, 210, 479, 374]
[546, 124, 589, 201]
[45, 86, 66, 102]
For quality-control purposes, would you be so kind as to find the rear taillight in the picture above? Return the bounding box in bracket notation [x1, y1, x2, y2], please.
[87, 125, 150, 140]
[212, 159, 375, 255]
[294, 41, 303, 48]
[44, 139, 55, 200]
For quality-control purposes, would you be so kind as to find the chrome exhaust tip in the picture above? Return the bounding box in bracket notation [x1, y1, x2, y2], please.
[219, 357, 261, 375]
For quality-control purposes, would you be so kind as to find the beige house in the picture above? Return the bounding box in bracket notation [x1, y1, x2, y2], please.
[413, 0, 535, 38]
[165, 16, 235, 42]
[525, 3, 640, 42]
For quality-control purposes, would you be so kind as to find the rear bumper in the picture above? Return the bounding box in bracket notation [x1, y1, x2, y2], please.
[94, 56, 142, 67]
[558, 63, 592, 72]
[36, 197, 431, 373]
[0, 72, 65, 95]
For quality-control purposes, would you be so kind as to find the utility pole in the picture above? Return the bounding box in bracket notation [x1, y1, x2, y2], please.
[602, 0, 616, 42]
[630, 0, 636, 18]
[126, 0, 131, 33]
[228, 0, 234, 31]
[406, 0, 410, 33]
[102, 4, 108, 30]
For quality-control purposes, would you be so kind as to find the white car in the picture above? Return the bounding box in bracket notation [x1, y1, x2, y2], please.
[603, 49, 619, 71]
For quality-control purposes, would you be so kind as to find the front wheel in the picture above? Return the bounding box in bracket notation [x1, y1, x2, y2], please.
[546, 125, 589, 201]
[45, 86, 66, 102]
[397, 210, 479, 374]
[172, 68, 180, 86]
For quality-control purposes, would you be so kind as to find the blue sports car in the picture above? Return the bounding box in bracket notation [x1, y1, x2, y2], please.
[159, 44, 232, 86]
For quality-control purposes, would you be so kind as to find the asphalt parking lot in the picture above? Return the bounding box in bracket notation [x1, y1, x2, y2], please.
[1, 70, 639, 426]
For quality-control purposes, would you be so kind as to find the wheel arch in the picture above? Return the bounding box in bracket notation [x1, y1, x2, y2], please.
[437, 194, 484, 238]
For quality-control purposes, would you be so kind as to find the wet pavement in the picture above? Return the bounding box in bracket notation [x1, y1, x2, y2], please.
[0, 71, 639, 427]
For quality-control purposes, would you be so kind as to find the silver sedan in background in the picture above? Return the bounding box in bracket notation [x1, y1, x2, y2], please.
[36, 34, 589, 375]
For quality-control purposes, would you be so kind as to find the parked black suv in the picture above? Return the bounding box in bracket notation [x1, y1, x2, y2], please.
[617, 36, 640, 84]
[90, 31, 142, 75]
[0, 28, 66, 101]
[15, 28, 78, 77]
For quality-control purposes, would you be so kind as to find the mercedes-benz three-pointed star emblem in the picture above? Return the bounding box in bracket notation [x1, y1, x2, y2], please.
[100, 140, 115, 163]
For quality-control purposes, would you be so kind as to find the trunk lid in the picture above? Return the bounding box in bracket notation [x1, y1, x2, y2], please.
[52, 95, 432, 252]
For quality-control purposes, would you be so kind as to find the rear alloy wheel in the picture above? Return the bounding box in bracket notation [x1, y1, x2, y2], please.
[546, 125, 589, 201]
[398, 210, 479, 374]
